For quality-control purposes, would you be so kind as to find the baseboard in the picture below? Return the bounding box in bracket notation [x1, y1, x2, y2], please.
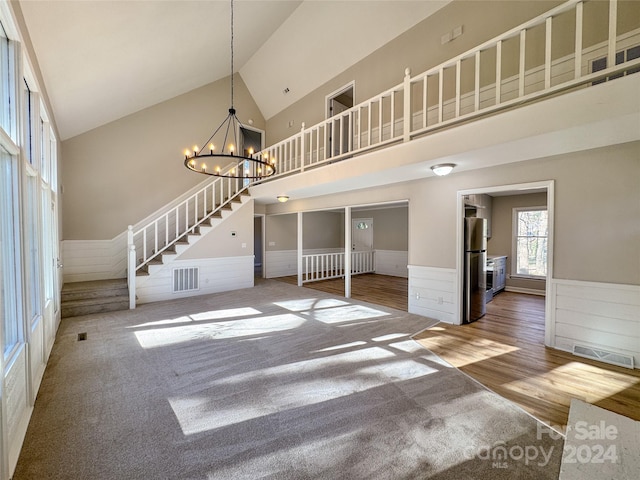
[504, 286, 546, 296]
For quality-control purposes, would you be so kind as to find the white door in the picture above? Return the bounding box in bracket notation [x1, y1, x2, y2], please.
[352, 218, 373, 251]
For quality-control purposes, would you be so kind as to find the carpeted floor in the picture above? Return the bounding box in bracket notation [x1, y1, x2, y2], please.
[14, 279, 563, 479]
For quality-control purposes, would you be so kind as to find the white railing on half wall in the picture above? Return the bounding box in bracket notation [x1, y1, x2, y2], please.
[124, 0, 639, 309]
[126, 165, 251, 309]
[303, 250, 375, 284]
[259, 0, 639, 179]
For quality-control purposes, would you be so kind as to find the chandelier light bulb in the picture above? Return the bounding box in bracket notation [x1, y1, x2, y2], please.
[201, 164, 206, 172]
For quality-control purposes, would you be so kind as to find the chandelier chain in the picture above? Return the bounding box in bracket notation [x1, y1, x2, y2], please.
[230, 0, 234, 109]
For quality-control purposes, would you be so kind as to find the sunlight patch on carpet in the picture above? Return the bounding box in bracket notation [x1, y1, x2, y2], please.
[134, 313, 306, 348]
[167, 347, 443, 436]
[301, 304, 389, 324]
[315, 341, 368, 352]
[128, 307, 263, 329]
[274, 298, 350, 312]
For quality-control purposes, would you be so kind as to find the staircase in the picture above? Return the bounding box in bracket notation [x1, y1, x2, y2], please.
[61, 279, 129, 318]
[133, 189, 249, 278]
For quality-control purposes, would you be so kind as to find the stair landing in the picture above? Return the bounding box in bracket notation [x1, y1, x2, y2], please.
[61, 279, 129, 318]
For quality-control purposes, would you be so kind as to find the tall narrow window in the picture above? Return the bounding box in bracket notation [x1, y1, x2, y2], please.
[0, 21, 16, 140]
[0, 148, 21, 358]
[25, 173, 41, 323]
[513, 207, 548, 278]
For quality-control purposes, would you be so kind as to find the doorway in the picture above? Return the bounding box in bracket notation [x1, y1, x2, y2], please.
[254, 215, 264, 278]
[240, 126, 264, 186]
[457, 181, 554, 346]
[351, 218, 373, 251]
[326, 82, 354, 157]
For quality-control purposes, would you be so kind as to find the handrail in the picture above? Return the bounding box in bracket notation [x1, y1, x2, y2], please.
[302, 250, 375, 283]
[126, 161, 254, 308]
[126, 0, 637, 309]
[259, 0, 638, 177]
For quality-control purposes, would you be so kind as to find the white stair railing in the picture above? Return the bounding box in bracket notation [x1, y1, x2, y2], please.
[260, 0, 639, 178]
[126, 163, 253, 308]
[302, 250, 375, 284]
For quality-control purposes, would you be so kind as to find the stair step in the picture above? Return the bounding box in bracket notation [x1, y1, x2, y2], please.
[61, 279, 130, 318]
[61, 295, 130, 318]
[61, 279, 128, 302]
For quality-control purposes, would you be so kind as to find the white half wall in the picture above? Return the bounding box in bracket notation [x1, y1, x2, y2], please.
[264, 248, 344, 279]
[62, 234, 127, 283]
[375, 250, 408, 278]
[135, 255, 254, 305]
[408, 265, 457, 324]
[550, 279, 640, 369]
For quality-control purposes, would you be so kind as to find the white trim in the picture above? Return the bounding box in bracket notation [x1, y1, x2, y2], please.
[504, 286, 546, 296]
[136, 256, 254, 304]
[511, 205, 548, 278]
[325, 81, 355, 119]
[456, 180, 555, 341]
[550, 278, 639, 368]
[408, 265, 457, 324]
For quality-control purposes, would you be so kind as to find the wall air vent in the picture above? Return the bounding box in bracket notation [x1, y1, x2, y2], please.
[173, 267, 199, 293]
[572, 344, 634, 369]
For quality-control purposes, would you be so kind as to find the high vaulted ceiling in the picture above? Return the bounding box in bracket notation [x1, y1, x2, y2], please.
[18, 0, 450, 141]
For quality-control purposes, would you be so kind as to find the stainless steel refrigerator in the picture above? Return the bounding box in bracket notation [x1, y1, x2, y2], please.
[463, 217, 487, 323]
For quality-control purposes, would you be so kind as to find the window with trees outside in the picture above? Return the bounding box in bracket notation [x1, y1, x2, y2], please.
[513, 207, 548, 278]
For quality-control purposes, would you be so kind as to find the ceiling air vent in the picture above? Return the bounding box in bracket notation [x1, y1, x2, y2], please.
[173, 267, 199, 293]
[572, 344, 634, 369]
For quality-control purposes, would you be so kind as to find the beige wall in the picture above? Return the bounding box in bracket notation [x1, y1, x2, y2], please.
[265, 142, 640, 286]
[179, 200, 254, 260]
[61, 75, 264, 240]
[489, 192, 547, 292]
[362, 207, 409, 251]
[265, 0, 563, 144]
[266, 214, 297, 251]
[302, 211, 343, 250]
[264, 207, 408, 252]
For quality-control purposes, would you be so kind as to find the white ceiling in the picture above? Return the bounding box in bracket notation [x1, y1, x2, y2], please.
[19, 0, 449, 141]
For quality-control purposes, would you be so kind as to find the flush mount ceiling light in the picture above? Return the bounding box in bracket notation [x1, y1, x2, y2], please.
[277, 195, 289, 203]
[431, 163, 456, 176]
[183, 0, 276, 180]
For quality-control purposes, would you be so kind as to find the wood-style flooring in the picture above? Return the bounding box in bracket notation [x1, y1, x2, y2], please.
[276, 273, 407, 311]
[274, 274, 640, 428]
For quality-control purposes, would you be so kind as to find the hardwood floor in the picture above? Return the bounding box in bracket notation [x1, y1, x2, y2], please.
[275, 273, 408, 311]
[272, 274, 640, 428]
[414, 292, 640, 428]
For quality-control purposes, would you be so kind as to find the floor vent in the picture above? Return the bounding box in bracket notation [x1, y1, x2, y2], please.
[173, 267, 199, 293]
[572, 344, 634, 369]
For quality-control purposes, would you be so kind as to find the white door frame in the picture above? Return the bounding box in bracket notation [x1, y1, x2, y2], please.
[456, 180, 555, 347]
[325, 81, 355, 119]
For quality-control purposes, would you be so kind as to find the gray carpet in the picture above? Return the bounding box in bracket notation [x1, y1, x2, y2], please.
[14, 279, 562, 479]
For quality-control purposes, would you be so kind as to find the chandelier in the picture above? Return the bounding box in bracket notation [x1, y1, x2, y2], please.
[183, 0, 276, 180]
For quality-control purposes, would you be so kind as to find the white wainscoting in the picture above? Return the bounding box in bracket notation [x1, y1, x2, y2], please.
[5, 345, 31, 472]
[550, 279, 640, 368]
[62, 233, 127, 283]
[135, 256, 254, 304]
[408, 265, 457, 324]
[265, 250, 298, 278]
[374, 250, 408, 278]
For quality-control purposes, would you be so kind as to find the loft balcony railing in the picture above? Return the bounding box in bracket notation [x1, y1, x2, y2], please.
[259, 0, 639, 178]
[125, 0, 638, 308]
